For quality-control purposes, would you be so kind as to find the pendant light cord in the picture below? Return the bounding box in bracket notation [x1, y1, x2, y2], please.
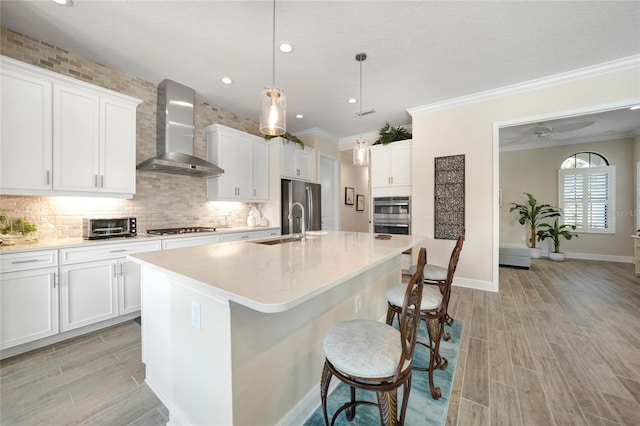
[359, 54, 363, 139]
[272, 0, 276, 87]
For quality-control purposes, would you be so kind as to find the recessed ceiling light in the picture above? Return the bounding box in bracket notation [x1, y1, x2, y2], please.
[279, 42, 294, 54]
[296, 114, 304, 119]
[221, 77, 233, 85]
[630, 105, 640, 110]
[50, 0, 73, 6]
[348, 98, 357, 104]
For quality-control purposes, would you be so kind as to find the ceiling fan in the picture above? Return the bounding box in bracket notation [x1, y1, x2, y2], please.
[528, 120, 595, 140]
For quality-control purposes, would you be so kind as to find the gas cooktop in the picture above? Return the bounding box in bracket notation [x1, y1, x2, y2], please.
[146, 227, 217, 236]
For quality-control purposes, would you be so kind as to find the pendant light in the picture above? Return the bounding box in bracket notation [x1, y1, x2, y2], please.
[260, 0, 286, 136]
[353, 52, 368, 166]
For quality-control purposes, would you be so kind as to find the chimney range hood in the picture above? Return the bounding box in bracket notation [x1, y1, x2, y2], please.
[137, 79, 224, 178]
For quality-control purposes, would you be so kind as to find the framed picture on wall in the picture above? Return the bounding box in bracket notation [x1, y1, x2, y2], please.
[356, 194, 365, 211]
[345, 187, 355, 205]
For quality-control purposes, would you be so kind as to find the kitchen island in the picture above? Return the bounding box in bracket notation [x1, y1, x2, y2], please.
[128, 231, 426, 425]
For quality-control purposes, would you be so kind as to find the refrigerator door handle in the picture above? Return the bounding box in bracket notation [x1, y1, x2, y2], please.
[306, 186, 312, 228]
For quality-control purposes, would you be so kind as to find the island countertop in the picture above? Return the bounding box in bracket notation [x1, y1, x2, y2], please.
[128, 231, 425, 313]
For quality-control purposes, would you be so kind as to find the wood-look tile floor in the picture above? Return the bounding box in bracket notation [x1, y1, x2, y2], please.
[1, 258, 639, 425]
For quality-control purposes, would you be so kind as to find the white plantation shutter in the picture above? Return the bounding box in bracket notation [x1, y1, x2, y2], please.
[559, 166, 615, 233]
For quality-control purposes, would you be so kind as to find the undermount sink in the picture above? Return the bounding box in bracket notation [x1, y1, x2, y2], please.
[253, 236, 303, 245]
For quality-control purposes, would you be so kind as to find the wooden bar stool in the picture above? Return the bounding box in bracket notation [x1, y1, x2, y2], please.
[320, 248, 427, 426]
[407, 229, 465, 340]
[385, 233, 464, 399]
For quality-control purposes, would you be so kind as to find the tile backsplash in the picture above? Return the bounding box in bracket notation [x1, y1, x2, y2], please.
[0, 27, 268, 240]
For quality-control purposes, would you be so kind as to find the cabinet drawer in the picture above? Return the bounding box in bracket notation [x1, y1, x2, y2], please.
[0, 250, 58, 273]
[262, 229, 281, 237]
[221, 231, 262, 242]
[162, 235, 221, 250]
[60, 240, 161, 264]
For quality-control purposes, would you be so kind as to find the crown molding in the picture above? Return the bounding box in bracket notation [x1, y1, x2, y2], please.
[294, 127, 338, 142]
[407, 55, 640, 116]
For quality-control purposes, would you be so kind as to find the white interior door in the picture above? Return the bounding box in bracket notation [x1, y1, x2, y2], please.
[319, 154, 338, 230]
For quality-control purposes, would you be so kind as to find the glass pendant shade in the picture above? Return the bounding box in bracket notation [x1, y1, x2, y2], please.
[353, 52, 368, 166]
[353, 138, 368, 166]
[260, 86, 286, 136]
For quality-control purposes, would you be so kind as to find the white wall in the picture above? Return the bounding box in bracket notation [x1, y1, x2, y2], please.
[410, 60, 640, 291]
[339, 150, 370, 232]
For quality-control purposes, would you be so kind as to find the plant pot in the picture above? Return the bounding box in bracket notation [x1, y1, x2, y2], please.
[530, 247, 542, 258]
[548, 252, 566, 261]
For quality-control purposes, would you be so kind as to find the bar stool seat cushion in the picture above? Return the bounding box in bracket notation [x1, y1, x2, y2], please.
[385, 285, 443, 310]
[407, 264, 447, 281]
[323, 319, 408, 379]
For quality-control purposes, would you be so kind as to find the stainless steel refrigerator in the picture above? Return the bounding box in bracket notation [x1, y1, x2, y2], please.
[281, 179, 322, 234]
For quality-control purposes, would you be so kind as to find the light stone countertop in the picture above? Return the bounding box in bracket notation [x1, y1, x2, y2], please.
[0, 226, 280, 253]
[129, 231, 426, 313]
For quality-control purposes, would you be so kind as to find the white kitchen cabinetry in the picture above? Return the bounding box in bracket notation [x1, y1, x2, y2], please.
[221, 229, 270, 242]
[0, 250, 59, 350]
[0, 56, 140, 198]
[369, 140, 412, 193]
[206, 124, 269, 202]
[162, 234, 221, 250]
[59, 240, 160, 331]
[262, 229, 281, 238]
[280, 140, 313, 181]
[0, 66, 53, 192]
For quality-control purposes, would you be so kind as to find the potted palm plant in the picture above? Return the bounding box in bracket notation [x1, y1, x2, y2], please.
[509, 193, 560, 258]
[537, 217, 578, 261]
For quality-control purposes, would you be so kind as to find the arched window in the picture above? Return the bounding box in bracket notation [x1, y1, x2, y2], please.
[559, 152, 615, 233]
[560, 152, 609, 169]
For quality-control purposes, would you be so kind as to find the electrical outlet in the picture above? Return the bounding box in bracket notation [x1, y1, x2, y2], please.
[191, 301, 201, 330]
[355, 294, 362, 314]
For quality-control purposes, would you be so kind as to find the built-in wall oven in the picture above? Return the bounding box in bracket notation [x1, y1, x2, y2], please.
[372, 196, 411, 235]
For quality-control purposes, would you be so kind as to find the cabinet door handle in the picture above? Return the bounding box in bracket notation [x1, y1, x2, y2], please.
[119, 263, 124, 276]
[113, 264, 117, 278]
[109, 249, 127, 253]
[46, 170, 51, 185]
[253, 188, 256, 196]
[11, 259, 39, 264]
[240, 235, 249, 239]
[101, 175, 104, 188]
[52, 272, 58, 288]
[94, 175, 99, 187]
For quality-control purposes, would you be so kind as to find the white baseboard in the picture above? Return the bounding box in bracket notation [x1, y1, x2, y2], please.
[453, 277, 496, 292]
[276, 380, 339, 426]
[0, 312, 140, 360]
[556, 252, 632, 263]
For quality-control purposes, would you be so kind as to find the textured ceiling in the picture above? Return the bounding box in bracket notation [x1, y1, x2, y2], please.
[1, 0, 639, 141]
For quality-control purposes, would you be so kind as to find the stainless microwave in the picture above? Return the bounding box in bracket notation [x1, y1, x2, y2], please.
[83, 217, 137, 240]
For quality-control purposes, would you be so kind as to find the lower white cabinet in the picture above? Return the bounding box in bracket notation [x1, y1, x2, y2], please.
[0, 266, 59, 350]
[59, 240, 161, 332]
[60, 259, 117, 331]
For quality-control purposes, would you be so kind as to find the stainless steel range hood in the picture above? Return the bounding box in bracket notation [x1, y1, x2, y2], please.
[137, 79, 224, 178]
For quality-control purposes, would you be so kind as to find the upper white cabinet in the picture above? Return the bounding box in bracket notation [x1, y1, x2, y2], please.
[206, 123, 269, 202]
[369, 140, 412, 193]
[280, 140, 313, 181]
[0, 56, 141, 198]
[0, 66, 53, 192]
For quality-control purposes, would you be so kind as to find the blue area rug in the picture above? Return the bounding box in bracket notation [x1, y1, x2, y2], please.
[304, 319, 463, 426]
